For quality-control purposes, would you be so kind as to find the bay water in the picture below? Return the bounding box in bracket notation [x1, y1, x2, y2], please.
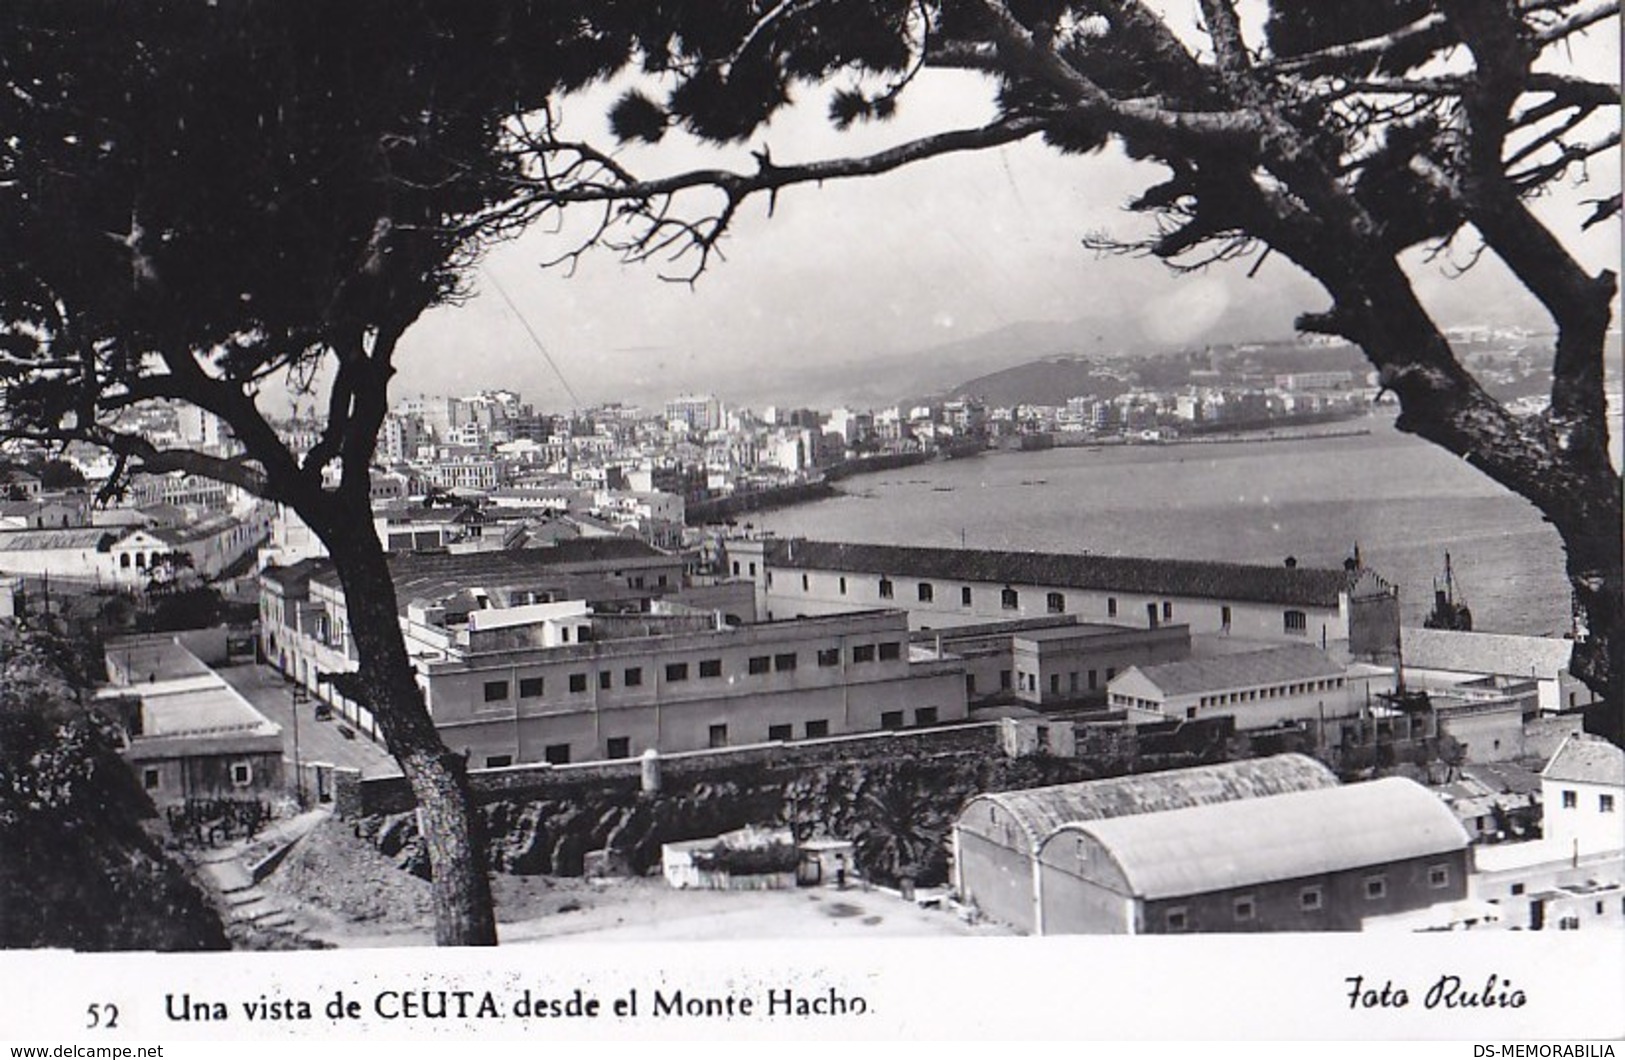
[753, 416, 1594, 637]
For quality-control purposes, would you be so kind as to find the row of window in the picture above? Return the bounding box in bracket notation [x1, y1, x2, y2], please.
[480, 707, 945, 768]
[1015, 668, 1114, 697]
[1196, 677, 1345, 708]
[1161, 867, 1450, 930]
[142, 761, 254, 790]
[1558, 790, 1616, 812]
[479, 642, 908, 703]
[790, 573, 1316, 634]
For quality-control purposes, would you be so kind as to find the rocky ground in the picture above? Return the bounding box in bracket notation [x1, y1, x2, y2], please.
[253, 816, 1005, 948]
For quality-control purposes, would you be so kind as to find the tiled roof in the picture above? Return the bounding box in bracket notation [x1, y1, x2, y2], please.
[1542, 734, 1624, 787]
[960, 753, 1339, 850]
[1122, 644, 1344, 697]
[144, 514, 242, 546]
[762, 538, 1350, 607]
[1401, 627, 1574, 680]
[305, 539, 671, 609]
[259, 557, 331, 592]
[1459, 761, 1545, 797]
[1049, 777, 1468, 899]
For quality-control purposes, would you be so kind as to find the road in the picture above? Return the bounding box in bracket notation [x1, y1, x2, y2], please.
[214, 661, 400, 779]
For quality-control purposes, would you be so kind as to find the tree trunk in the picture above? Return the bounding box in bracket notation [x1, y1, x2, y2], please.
[1296, 250, 1623, 742]
[326, 523, 499, 946]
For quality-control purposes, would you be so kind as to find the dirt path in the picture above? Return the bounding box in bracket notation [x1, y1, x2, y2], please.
[257, 816, 1007, 948]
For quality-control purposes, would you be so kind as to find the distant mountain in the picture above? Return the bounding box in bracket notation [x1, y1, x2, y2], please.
[933, 355, 1136, 408]
[742, 313, 1306, 409]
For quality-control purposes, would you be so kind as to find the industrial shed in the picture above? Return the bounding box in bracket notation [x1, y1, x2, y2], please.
[1035, 777, 1470, 934]
[952, 754, 1339, 934]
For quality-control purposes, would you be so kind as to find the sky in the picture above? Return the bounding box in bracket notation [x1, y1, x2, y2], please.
[386, 10, 1622, 414]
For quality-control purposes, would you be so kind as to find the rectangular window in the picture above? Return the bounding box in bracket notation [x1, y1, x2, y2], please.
[485, 755, 513, 769]
[230, 761, 252, 787]
[839, 577, 847, 595]
[666, 662, 689, 682]
[1049, 674, 1060, 695]
[965, 674, 977, 695]
[1000, 669, 1012, 690]
[599, 670, 613, 690]
[1511, 882, 1525, 896]
[1165, 908, 1188, 932]
[1162, 600, 1173, 620]
[624, 667, 643, 687]
[881, 710, 904, 730]
[918, 582, 934, 603]
[606, 738, 630, 759]
[1602, 794, 1617, 813]
[1107, 597, 1118, 618]
[1221, 605, 1232, 628]
[853, 644, 876, 664]
[1233, 895, 1255, 922]
[801, 574, 809, 591]
[544, 744, 571, 765]
[748, 562, 756, 577]
[961, 586, 972, 606]
[805, 720, 830, 738]
[143, 767, 160, 790]
[878, 578, 894, 599]
[483, 680, 509, 703]
[518, 676, 545, 698]
[1001, 588, 1019, 610]
[768, 724, 793, 741]
[1300, 886, 1323, 912]
[1428, 865, 1451, 889]
[708, 723, 728, 748]
[915, 706, 938, 726]
[774, 652, 798, 671]
[569, 673, 588, 693]
[1284, 609, 1308, 634]
[1088, 670, 1098, 690]
[1365, 875, 1387, 901]
[749, 655, 772, 675]
[877, 641, 901, 662]
[1047, 591, 1065, 614]
[1562, 789, 1578, 808]
[817, 648, 841, 667]
[698, 658, 723, 678]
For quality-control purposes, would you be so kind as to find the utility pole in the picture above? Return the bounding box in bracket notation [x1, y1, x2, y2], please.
[290, 682, 308, 808]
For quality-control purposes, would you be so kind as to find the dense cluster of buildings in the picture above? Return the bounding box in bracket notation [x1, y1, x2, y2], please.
[1, 371, 1615, 940]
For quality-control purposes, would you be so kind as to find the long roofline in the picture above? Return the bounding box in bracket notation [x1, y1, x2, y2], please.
[761, 538, 1353, 608]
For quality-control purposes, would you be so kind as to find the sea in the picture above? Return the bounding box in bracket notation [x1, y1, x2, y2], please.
[752, 411, 1623, 638]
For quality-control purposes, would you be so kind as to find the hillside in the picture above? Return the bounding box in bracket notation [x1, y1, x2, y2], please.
[0, 628, 229, 952]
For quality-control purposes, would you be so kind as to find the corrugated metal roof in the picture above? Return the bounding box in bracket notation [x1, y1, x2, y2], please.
[1401, 626, 1574, 680]
[764, 538, 1351, 607]
[1051, 777, 1468, 899]
[962, 754, 1339, 850]
[0, 527, 122, 551]
[1542, 734, 1624, 786]
[1122, 644, 1344, 697]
